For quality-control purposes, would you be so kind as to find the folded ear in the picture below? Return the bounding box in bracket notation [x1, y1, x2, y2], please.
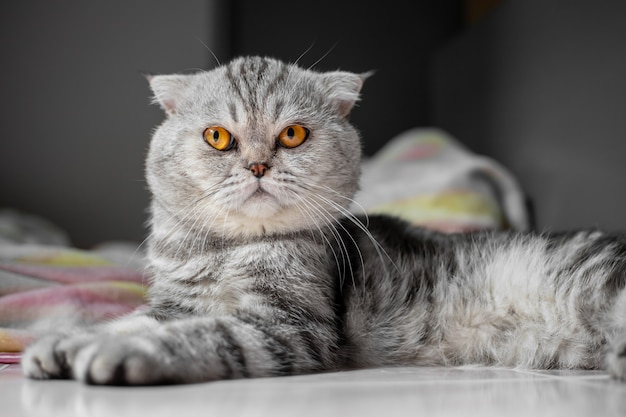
[322, 70, 372, 117]
[147, 74, 193, 116]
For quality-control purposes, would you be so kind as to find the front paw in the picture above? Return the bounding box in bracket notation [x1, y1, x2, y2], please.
[23, 332, 170, 385]
[22, 332, 96, 380]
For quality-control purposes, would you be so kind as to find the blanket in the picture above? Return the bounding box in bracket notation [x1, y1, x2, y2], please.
[0, 128, 529, 363]
[354, 128, 530, 232]
[0, 211, 146, 362]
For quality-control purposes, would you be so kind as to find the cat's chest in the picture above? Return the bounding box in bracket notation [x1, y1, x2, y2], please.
[158, 239, 328, 316]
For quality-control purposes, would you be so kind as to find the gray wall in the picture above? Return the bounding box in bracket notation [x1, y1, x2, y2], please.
[0, 0, 463, 245]
[0, 0, 225, 246]
[433, 0, 626, 231]
[4, 0, 624, 245]
[230, 0, 463, 156]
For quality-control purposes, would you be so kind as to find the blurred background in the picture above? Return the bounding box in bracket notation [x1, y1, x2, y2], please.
[1, 0, 625, 246]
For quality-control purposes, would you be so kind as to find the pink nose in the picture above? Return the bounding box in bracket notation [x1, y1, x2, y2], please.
[248, 162, 269, 178]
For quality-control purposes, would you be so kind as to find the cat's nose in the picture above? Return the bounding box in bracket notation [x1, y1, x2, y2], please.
[248, 162, 270, 178]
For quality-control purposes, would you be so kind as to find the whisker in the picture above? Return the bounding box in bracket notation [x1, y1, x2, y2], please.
[190, 202, 225, 255]
[129, 191, 215, 267]
[313, 183, 371, 227]
[307, 42, 337, 70]
[147, 182, 225, 260]
[200, 205, 227, 254]
[298, 181, 401, 277]
[281, 182, 359, 288]
[306, 206, 351, 287]
[290, 196, 345, 282]
[279, 183, 350, 285]
[173, 200, 211, 260]
[318, 192, 401, 276]
[293, 41, 316, 66]
[196, 37, 221, 67]
[305, 195, 365, 289]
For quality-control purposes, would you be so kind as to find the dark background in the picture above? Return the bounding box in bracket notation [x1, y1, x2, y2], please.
[1, 0, 626, 246]
[228, 0, 463, 156]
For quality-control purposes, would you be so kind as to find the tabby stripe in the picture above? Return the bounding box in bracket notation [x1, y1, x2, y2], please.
[237, 313, 294, 375]
[225, 64, 245, 105]
[228, 101, 239, 123]
[214, 321, 249, 378]
[601, 237, 626, 295]
[272, 99, 285, 123]
[603, 265, 626, 295]
[262, 64, 289, 112]
[157, 337, 184, 365]
[298, 328, 325, 367]
[252, 284, 295, 316]
[239, 58, 266, 114]
[149, 301, 196, 320]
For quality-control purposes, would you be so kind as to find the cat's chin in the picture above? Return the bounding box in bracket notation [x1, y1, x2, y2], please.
[238, 189, 283, 219]
[241, 188, 280, 211]
[209, 195, 323, 239]
[220, 209, 310, 239]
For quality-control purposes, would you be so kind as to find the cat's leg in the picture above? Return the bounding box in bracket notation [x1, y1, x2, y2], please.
[23, 310, 337, 385]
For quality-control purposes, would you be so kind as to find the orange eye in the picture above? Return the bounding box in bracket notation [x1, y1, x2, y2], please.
[203, 126, 235, 151]
[278, 125, 309, 149]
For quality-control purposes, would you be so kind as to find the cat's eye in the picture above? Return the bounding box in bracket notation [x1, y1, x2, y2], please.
[277, 125, 309, 149]
[203, 126, 236, 151]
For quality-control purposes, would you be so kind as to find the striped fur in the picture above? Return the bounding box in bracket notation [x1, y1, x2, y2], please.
[23, 57, 626, 385]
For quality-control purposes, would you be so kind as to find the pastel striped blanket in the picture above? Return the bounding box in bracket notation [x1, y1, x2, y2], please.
[0, 244, 146, 363]
[354, 128, 530, 233]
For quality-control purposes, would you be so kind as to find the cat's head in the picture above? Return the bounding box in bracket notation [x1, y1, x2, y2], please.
[146, 56, 366, 239]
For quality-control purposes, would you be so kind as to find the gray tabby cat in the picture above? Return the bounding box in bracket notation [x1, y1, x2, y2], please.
[23, 56, 626, 385]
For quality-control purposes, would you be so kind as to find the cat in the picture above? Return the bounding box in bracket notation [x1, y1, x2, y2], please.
[22, 56, 626, 385]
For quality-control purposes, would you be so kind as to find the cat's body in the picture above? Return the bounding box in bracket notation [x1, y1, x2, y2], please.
[23, 56, 626, 385]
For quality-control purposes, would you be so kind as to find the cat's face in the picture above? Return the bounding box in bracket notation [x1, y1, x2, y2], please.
[146, 57, 365, 239]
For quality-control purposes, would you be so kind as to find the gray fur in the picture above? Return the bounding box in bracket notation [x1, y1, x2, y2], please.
[22, 56, 626, 385]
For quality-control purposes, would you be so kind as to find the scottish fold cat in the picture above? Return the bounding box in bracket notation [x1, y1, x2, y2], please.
[23, 56, 626, 385]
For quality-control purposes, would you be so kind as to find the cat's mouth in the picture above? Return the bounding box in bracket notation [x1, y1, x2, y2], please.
[231, 177, 291, 220]
[236, 183, 284, 219]
[251, 187, 270, 197]
[244, 184, 275, 203]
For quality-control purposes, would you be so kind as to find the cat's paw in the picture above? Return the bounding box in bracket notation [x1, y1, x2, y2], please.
[606, 334, 626, 381]
[70, 335, 171, 385]
[23, 332, 170, 385]
[22, 332, 96, 380]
